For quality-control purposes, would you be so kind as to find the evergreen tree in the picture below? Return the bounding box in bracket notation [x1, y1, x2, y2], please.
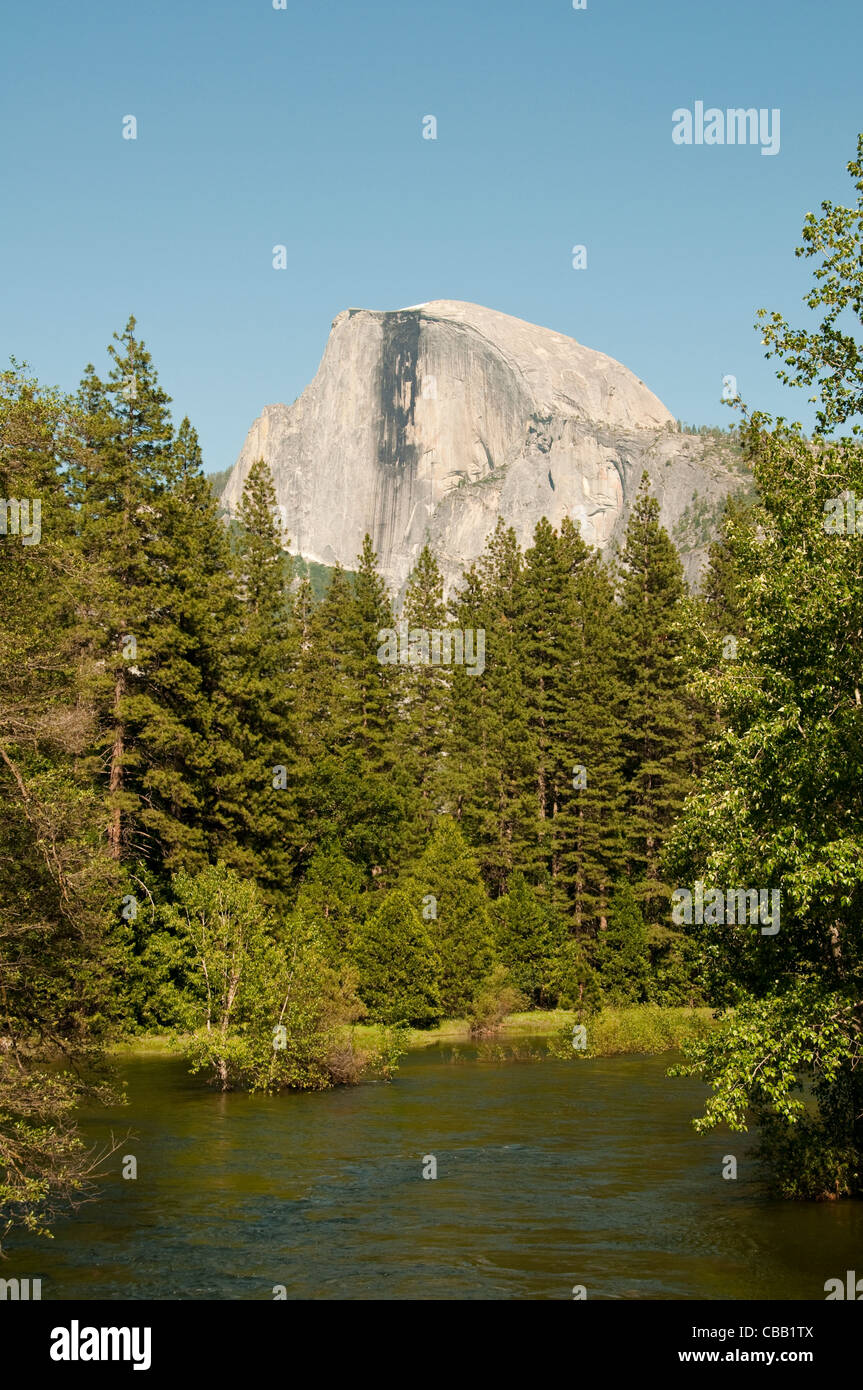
[518, 518, 583, 884]
[616, 475, 700, 916]
[295, 842, 366, 960]
[71, 317, 175, 864]
[702, 493, 754, 641]
[443, 521, 535, 894]
[349, 889, 441, 1026]
[595, 880, 650, 1004]
[403, 816, 495, 1015]
[555, 546, 628, 932]
[130, 418, 244, 878]
[294, 538, 412, 880]
[228, 457, 298, 898]
[493, 871, 569, 1006]
[400, 543, 449, 838]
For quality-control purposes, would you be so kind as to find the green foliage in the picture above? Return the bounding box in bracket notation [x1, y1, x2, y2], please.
[757, 133, 863, 434]
[0, 365, 127, 1252]
[667, 413, 863, 1193]
[550, 1004, 714, 1059]
[442, 520, 536, 894]
[349, 889, 442, 1027]
[295, 842, 365, 959]
[0, 308, 749, 1249]
[404, 817, 495, 1015]
[164, 862, 381, 1091]
[616, 475, 703, 917]
[493, 872, 567, 1006]
[227, 458, 298, 899]
[666, 141, 863, 1194]
[554, 542, 628, 931]
[595, 881, 650, 1004]
[467, 966, 527, 1036]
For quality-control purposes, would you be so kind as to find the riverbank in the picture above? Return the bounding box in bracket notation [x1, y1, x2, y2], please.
[111, 1004, 715, 1059]
[354, 1004, 715, 1056]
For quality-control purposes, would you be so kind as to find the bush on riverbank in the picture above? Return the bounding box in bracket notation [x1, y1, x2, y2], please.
[547, 1004, 715, 1059]
[161, 863, 405, 1092]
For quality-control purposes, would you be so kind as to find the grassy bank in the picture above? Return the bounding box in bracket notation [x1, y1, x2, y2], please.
[350, 1004, 715, 1058]
[110, 1006, 715, 1061]
[560, 1004, 715, 1057]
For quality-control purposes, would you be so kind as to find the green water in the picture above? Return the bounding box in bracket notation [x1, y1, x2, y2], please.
[7, 1047, 862, 1300]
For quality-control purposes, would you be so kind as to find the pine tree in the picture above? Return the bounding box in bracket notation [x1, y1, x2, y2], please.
[403, 816, 495, 1015]
[518, 518, 583, 884]
[616, 475, 699, 916]
[346, 535, 406, 773]
[555, 546, 628, 932]
[493, 871, 569, 1006]
[349, 889, 441, 1026]
[129, 418, 244, 878]
[294, 538, 412, 880]
[702, 494, 754, 640]
[595, 880, 650, 1004]
[443, 521, 535, 894]
[228, 457, 298, 899]
[400, 544, 449, 838]
[295, 842, 365, 960]
[71, 317, 175, 865]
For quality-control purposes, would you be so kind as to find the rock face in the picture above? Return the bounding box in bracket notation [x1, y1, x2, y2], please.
[222, 300, 744, 594]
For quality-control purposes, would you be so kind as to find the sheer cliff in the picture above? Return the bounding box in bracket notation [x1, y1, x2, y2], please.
[222, 300, 747, 593]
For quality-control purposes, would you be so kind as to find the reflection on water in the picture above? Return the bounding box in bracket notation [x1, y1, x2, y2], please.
[6, 1047, 862, 1300]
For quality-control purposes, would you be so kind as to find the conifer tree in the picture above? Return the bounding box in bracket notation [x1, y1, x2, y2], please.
[295, 842, 365, 960]
[518, 518, 583, 883]
[555, 546, 628, 932]
[0, 366, 125, 1250]
[293, 542, 411, 879]
[400, 543, 449, 837]
[493, 871, 569, 1006]
[229, 457, 297, 898]
[594, 880, 650, 1004]
[702, 494, 754, 640]
[349, 889, 441, 1026]
[346, 535, 406, 774]
[130, 418, 243, 877]
[292, 563, 362, 865]
[72, 317, 175, 864]
[444, 521, 534, 894]
[403, 816, 495, 1015]
[616, 475, 699, 915]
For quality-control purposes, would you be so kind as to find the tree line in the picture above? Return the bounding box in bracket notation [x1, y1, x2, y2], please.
[3, 134, 863, 1241]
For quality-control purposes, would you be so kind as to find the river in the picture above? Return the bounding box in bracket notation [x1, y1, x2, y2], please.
[7, 1046, 862, 1299]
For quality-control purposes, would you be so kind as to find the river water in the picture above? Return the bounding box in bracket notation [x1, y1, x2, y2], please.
[7, 1047, 862, 1300]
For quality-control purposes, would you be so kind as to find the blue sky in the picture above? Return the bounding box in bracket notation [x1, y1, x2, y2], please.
[2, 0, 861, 473]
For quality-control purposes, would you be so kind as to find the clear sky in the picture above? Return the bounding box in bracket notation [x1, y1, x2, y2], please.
[2, 0, 861, 473]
